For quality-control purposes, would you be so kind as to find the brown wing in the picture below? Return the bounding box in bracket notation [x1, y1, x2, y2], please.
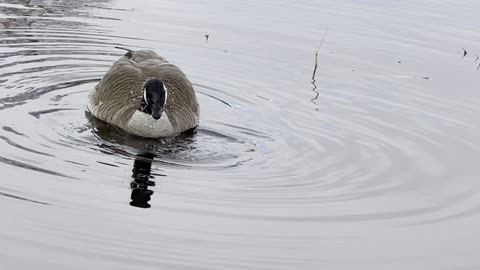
[89, 57, 144, 127]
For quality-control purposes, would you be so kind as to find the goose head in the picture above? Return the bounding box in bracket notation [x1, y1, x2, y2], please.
[140, 78, 168, 120]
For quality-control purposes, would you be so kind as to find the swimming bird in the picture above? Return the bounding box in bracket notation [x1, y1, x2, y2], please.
[87, 48, 199, 138]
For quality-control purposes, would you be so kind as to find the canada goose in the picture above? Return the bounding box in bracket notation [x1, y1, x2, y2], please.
[87, 48, 199, 138]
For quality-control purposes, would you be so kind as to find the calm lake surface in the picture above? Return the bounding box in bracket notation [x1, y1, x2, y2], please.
[1, 0, 480, 269]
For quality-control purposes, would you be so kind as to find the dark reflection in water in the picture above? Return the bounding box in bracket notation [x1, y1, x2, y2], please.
[86, 112, 205, 208]
[130, 153, 156, 208]
[0, 0, 112, 32]
[0, 0, 113, 18]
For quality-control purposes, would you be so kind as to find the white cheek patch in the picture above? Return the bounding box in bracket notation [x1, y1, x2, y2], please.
[142, 78, 152, 105]
[143, 88, 148, 105]
[163, 85, 168, 106]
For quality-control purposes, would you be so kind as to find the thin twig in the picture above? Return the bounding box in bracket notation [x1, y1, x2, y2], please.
[311, 27, 329, 105]
[312, 27, 328, 80]
[312, 50, 318, 80]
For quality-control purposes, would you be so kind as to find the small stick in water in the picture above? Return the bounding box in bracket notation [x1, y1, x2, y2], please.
[312, 27, 328, 80]
[311, 27, 328, 105]
[312, 49, 319, 80]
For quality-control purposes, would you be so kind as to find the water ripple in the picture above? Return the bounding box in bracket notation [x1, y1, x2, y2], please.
[0, 156, 73, 178]
[1, 0, 480, 269]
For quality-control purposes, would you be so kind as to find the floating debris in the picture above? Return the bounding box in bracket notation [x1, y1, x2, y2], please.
[459, 49, 480, 70]
[311, 27, 328, 105]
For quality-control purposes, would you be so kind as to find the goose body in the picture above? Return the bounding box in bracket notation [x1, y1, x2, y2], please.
[87, 49, 199, 138]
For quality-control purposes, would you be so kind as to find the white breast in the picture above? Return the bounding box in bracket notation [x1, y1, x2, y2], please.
[126, 111, 176, 138]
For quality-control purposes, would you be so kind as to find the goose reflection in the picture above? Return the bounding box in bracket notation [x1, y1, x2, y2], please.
[86, 111, 198, 209]
[130, 153, 156, 208]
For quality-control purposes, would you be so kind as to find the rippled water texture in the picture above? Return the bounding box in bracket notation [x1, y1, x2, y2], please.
[1, 0, 480, 269]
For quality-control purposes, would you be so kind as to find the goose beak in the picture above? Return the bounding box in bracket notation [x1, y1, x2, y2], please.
[152, 110, 162, 120]
[152, 103, 163, 120]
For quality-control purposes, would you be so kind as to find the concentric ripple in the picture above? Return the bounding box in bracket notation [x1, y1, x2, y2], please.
[1, 0, 480, 269]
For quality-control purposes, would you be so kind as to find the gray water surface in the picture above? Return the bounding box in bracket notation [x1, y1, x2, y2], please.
[1, 0, 480, 269]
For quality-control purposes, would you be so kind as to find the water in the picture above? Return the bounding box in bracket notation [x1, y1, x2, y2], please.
[1, 0, 480, 269]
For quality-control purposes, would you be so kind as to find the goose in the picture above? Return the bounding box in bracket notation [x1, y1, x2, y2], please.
[87, 48, 199, 138]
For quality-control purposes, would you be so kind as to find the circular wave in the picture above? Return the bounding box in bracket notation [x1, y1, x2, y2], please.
[2, 1, 480, 269]
[1, 2, 480, 227]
